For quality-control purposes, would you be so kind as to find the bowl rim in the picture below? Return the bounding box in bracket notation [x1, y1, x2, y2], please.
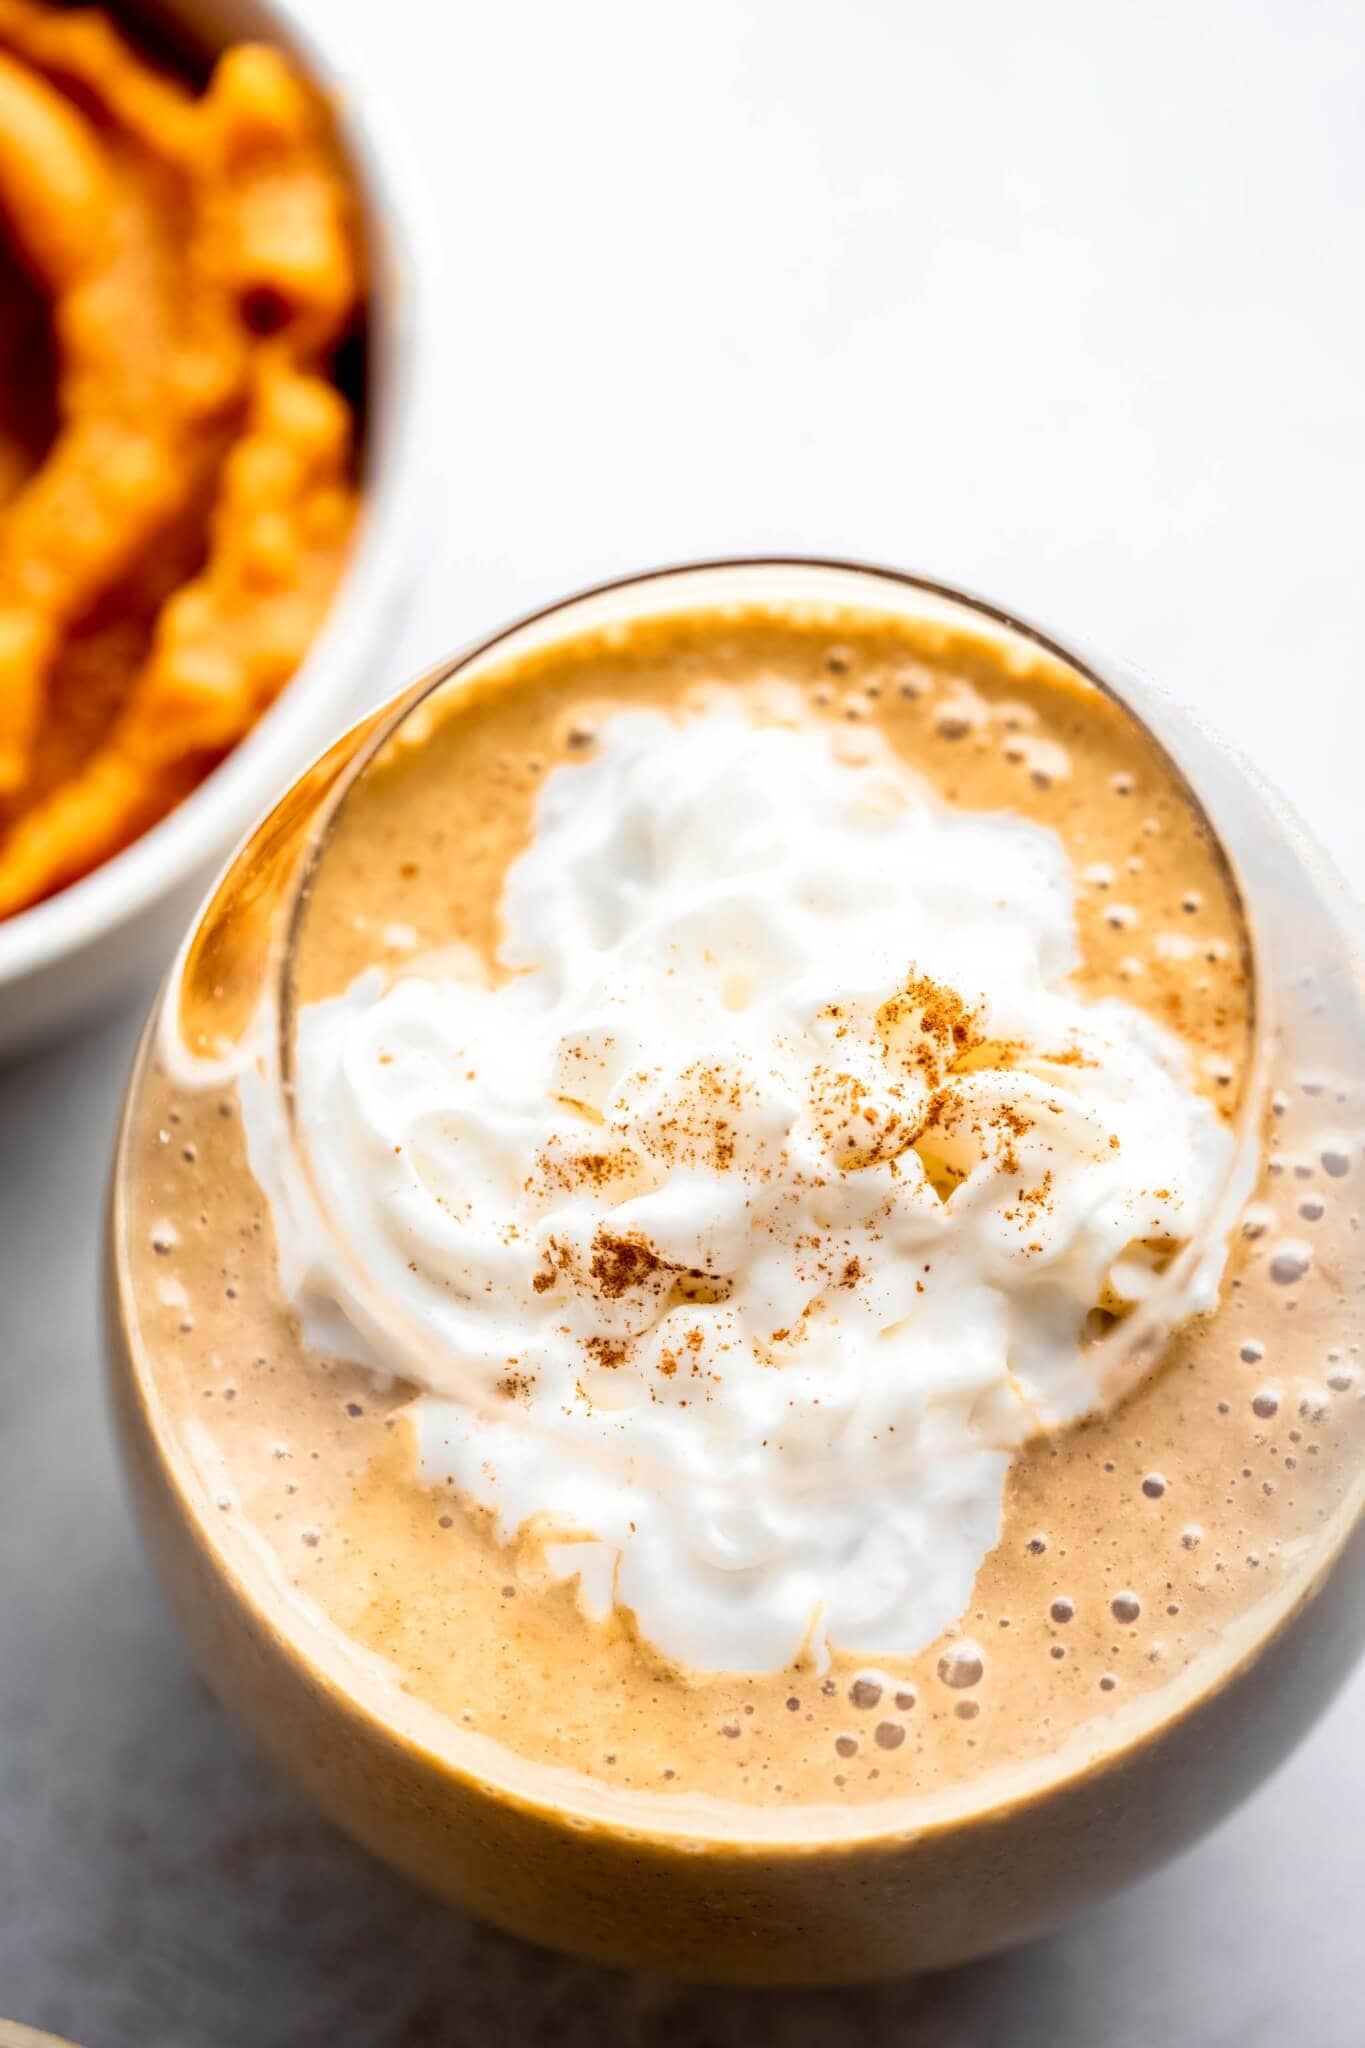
[0, 0, 438, 990]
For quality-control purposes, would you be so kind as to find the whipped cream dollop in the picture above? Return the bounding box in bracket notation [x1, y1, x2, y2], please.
[243, 702, 1236, 1673]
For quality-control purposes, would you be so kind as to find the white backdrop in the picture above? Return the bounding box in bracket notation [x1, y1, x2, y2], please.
[338, 0, 1365, 888]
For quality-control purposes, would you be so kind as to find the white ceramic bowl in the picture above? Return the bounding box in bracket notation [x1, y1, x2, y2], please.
[0, 0, 438, 1058]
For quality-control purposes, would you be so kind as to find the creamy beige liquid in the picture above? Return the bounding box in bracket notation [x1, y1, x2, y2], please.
[122, 609, 1364, 1821]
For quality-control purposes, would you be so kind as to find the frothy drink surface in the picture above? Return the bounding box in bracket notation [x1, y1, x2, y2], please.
[122, 610, 1363, 1828]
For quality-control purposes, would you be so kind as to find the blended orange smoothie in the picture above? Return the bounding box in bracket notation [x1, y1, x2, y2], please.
[109, 602, 1365, 1978]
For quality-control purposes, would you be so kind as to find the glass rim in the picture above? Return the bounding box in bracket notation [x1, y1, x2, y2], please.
[269, 555, 1271, 1492]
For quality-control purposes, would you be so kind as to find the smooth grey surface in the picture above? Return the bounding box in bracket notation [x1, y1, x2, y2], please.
[1, 993, 1363, 2047]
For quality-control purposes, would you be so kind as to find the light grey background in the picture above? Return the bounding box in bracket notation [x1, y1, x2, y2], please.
[2, 1, 1363, 2042]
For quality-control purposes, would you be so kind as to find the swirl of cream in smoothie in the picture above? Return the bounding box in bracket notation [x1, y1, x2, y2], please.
[240, 702, 1236, 1673]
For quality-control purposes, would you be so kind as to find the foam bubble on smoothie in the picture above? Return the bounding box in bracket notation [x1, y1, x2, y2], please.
[241, 703, 1237, 1674]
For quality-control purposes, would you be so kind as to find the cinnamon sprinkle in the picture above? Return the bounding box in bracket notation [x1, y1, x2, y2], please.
[590, 1228, 671, 1298]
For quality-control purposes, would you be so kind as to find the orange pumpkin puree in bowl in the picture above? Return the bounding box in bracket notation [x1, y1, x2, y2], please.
[0, 0, 364, 920]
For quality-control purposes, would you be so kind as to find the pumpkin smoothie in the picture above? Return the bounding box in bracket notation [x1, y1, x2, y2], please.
[109, 595, 1365, 1978]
